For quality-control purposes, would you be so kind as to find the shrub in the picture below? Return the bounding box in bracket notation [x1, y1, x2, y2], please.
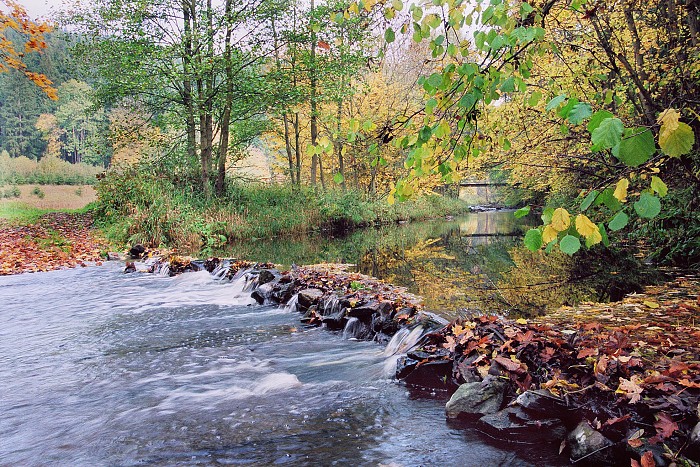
[31, 186, 45, 198]
[1, 186, 21, 198]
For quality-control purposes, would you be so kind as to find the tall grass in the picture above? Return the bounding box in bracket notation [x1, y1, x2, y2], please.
[0, 153, 102, 186]
[95, 167, 471, 254]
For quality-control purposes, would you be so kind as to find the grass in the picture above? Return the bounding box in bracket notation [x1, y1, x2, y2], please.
[0, 185, 97, 211]
[0, 202, 50, 224]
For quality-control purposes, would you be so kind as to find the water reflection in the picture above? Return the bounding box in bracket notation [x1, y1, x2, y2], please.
[221, 211, 642, 317]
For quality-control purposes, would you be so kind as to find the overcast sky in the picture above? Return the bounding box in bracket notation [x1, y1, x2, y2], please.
[18, 0, 61, 19]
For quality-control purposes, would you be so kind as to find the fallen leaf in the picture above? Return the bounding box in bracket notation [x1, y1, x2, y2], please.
[653, 412, 678, 439]
[640, 450, 655, 467]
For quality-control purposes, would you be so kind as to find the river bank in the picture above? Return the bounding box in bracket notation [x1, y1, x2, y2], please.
[127, 253, 700, 466]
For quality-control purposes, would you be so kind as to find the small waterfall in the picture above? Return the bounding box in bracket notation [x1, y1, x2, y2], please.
[342, 317, 363, 339]
[242, 273, 259, 292]
[383, 325, 425, 357]
[283, 294, 299, 313]
[320, 295, 341, 316]
[211, 260, 231, 280]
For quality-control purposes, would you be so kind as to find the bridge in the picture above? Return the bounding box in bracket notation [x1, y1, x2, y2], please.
[458, 179, 510, 205]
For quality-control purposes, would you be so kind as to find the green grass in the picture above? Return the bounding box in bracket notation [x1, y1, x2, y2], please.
[0, 201, 51, 224]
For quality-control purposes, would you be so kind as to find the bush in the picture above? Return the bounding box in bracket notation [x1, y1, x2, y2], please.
[1, 186, 21, 198]
[31, 186, 45, 198]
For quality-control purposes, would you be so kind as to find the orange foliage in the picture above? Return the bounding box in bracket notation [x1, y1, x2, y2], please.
[0, 0, 56, 99]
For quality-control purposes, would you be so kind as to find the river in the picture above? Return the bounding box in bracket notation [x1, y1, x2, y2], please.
[0, 212, 570, 465]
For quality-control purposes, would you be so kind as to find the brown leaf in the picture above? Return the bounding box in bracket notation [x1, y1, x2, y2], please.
[494, 355, 526, 374]
[628, 438, 644, 448]
[640, 451, 655, 467]
[577, 347, 599, 359]
[653, 412, 678, 439]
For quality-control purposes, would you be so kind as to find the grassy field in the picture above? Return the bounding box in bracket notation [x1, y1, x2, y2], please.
[1, 185, 96, 211]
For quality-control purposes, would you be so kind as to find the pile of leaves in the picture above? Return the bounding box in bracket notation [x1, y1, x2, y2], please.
[413, 275, 700, 464]
[0, 212, 109, 275]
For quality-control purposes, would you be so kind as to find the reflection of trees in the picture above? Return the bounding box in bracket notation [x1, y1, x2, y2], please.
[221, 212, 616, 318]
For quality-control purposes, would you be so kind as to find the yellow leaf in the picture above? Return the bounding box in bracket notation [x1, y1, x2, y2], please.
[585, 228, 602, 246]
[575, 214, 598, 238]
[516, 318, 528, 325]
[658, 108, 680, 139]
[643, 300, 660, 309]
[613, 178, 629, 202]
[551, 208, 570, 232]
[542, 224, 558, 243]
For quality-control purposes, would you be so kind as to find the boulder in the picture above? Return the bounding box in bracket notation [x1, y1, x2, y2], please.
[515, 389, 571, 418]
[347, 300, 387, 319]
[397, 355, 455, 391]
[106, 252, 122, 261]
[258, 269, 279, 286]
[297, 288, 324, 310]
[124, 262, 136, 273]
[271, 283, 294, 304]
[129, 244, 145, 259]
[445, 378, 507, 418]
[478, 406, 567, 443]
[568, 420, 613, 463]
[251, 283, 274, 305]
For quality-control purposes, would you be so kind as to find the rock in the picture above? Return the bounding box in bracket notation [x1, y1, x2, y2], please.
[568, 420, 613, 463]
[478, 406, 567, 443]
[691, 422, 700, 448]
[203, 257, 220, 273]
[129, 244, 145, 259]
[347, 300, 384, 319]
[397, 355, 456, 391]
[271, 283, 294, 304]
[515, 389, 571, 418]
[258, 269, 279, 286]
[297, 288, 324, 310]
[251, 283, 274, 305]
[106, 252, 122, 261]
[445, 378, 507, 418]
[124, 262, 136, 273]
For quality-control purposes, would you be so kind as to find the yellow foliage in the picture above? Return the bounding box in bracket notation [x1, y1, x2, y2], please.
[551, 208, 570, 232]
[613, 178, 629, 202]
[575, 214, 598, 238]
[542, 224, 558, 244]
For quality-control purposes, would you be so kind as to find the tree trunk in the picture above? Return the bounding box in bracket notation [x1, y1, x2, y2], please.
[294, 112, 301, 185]
[216, 0, 234, 197]
[309, 0, 319, 186]
[182, 0, 197, 170]
[335, 98, 345, 190]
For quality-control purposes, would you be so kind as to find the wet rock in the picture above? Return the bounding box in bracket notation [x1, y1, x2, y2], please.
[396, 351, 456, 391]
[515, 389, 571, 417]
[297, 288, 324, 310]
[129, 244, 145, 259]
[568, 420, 613, 463]
[203, 257, 220, 273]
[321, 313, 347, 331]
[478, 406, 567, 443]
[258, 269, 279, 286]
[106, 252, 122, 261]
[271, 283, 294, 304]
[690, 422, 700, 450]
[445, 377, 507, 418]
[347, 300, 391, 319]
[251, 283, 274, 305]
[124, 261, 136, 273]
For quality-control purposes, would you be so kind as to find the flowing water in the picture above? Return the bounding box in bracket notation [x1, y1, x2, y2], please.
[0, 260, 566, 466]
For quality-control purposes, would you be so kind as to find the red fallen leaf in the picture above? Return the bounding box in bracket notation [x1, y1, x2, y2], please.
[678, 378, 700, 388]
[653, 412, 678, 439]
[640, 451, 656, 467]
[515, 329, 534, 344]
[603, 414, 631, 427]
[494, 355, 526, 374]
[596, 354, 609, 375]
[577, 347, 599, 359]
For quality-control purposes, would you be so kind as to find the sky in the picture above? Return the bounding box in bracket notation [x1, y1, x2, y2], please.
[18, 0, 60, 19]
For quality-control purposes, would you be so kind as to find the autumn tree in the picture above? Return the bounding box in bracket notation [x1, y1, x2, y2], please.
[0, 0, 56, 98]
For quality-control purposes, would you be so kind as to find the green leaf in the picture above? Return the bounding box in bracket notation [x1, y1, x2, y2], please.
[427, 73, 443, 88]
[528, 91, 542, 107]
[559, 235, 581, 255]
[596, 187, 622, 211]
[580, 190, 598, 212]
[659, 121, 695, 158]
[634, 192, 661, 219]
[591, 117, 624, 151]
[558, 97, 578, 119]
[587, 110, 614, 133]
[651, 176, 668, 197]
[608, 211, 628, 231]
[599, 224, 610, 247]
[614, 128, 656, 167]
[567, 103, 592, 125]
[500, 76, 515, 93]
[384, 28, 395, 43]
[392, 0, 403, 10]
[514, 206, 531, 218]
[524, 228, 543, 252]
[541, 207, 554, 224]
[333, 172, 345, 184]
[545, 94, 567, 111]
